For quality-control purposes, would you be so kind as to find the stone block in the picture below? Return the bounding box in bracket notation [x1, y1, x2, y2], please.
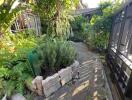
[35, 76, 43, 95]
[58, 67, 72, 86]
[71, 60, 79, 68]
[42, 73, 61, 97]
[11, 93, 26, 100]
[32, 76, 43, 96]
[70, 60, 80, 79]
[2, 94, 7, 100]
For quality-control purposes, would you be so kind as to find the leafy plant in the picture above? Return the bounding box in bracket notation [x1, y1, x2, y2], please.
[0, 0, 26, 34]
[37, 39, 77, 70]
[0, 61, 33, 98]
[33, 0, 79, 39]
[55, 40, 77, 67]
[71, 1, 121, 51]
[0, 0, 79, 98]
[89, 1, 121, 50]
[0, 30, 38, 98]
[70, 16, 88, 41]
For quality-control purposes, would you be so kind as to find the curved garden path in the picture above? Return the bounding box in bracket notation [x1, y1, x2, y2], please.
[36, 42, 112, 100]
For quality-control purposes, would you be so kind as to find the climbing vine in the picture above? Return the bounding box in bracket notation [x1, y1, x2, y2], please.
[33, 0, 79, 39]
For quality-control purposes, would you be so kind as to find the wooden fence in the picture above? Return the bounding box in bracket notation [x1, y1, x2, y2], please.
[11, 12, 41, 35]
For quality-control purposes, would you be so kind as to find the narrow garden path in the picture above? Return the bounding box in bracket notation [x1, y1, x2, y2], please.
[42, 42, 112, 100]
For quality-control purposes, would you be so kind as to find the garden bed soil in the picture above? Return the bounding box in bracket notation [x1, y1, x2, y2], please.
[40, 66, 69, 79]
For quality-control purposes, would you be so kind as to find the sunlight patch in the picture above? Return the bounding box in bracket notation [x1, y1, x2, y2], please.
[59, 92, 67, 99]
[82, 60, 94, 65]
[72, 80, 89, 96]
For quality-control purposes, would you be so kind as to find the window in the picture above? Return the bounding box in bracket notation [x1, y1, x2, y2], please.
[119, 19, 131, 55]
[127, 22, 132, 60]
[111, 22, 121, 49]
[111, 22, 117, 47]
[115, 23, 121, 49]
[111, 11, 124, 50]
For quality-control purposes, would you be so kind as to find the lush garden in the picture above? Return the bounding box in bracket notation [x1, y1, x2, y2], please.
[71, 1, 121, 51]
[0, 0, 78, 99]
[0, 0, 122, 99]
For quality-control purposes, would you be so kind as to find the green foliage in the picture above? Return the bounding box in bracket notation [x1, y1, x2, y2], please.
[33, 0, 78, 20]
[71, 16, 87, 31]
[0, 0, 26, 34]
[33, 0, 79, 39]
[0, 0, 78, 98]
[0, 61, 33, 98]
[0, 30, 38, 65]
[92, 32, 109, 50]
[6, 62, 32, 95]
[54, 39, 77, 68]
[71, 1, 121, 51]
[23, 37, 77, 76]
[0, 30, 38, 98]
[89, 1, 121, 50]
[0, 3, 36, 94]
[38, 39, 77, 70]
[70, 16, 88, 41]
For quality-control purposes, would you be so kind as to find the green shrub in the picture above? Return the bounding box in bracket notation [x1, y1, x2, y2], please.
[0, 61, 33, 98]
[38, 39, 77, 70]
[70, 1, 121, 51]
[70, 16, 88, 41]
[55, 40, 77, 68]
[0, 30, 38, 98]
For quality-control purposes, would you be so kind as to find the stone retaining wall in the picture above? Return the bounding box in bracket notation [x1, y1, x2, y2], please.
[32, 60, 80, 97]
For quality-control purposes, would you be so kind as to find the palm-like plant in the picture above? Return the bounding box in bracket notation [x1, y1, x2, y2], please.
[0, 0, 27, 34]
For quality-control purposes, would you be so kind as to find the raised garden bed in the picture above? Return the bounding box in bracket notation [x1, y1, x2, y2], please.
[31, 60, 80, 98]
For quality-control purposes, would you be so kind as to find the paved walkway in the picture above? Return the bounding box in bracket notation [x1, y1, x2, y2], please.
[42, 42, 112, 100]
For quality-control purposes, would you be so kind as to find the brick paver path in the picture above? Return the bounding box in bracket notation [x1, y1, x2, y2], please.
[39, 42, 112, 100]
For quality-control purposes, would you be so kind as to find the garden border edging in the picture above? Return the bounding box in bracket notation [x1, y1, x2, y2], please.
[32, 60, 80, 98]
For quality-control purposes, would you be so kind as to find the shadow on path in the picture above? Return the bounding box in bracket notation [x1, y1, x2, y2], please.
[41, 42, 112, 100]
